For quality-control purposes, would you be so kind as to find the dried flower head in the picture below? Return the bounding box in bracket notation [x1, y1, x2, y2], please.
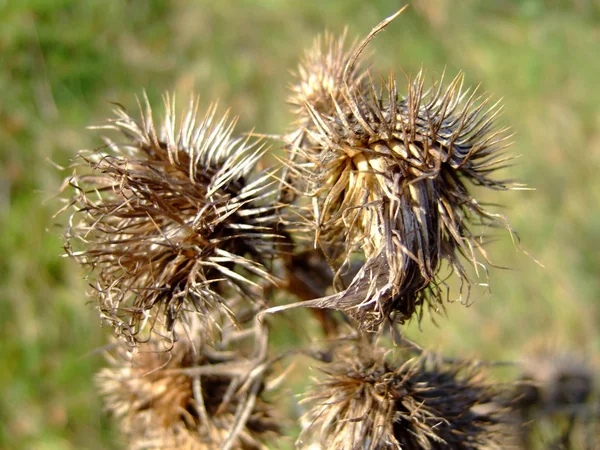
[96, 321, 279, 450]
[60, 94, 282, 344]
[280, 27, 368, 209]
[276, 10, 517, 330]
[299, 344, 508, 450]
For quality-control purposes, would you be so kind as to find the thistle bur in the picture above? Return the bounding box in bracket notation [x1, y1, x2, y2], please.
[52, 7, 541, 449]
[299, 344, 508, 450]
[282, 27, 368, 208]
[273, 10, 517, 330]
[96, 321, 279, 450]
[60, 95, 282, 344]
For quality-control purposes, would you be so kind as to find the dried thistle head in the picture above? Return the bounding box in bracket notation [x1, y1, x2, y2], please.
[59, 94, 283, 344]
[299, 344, 509, 450]
[280, 10, 517, 330]
[280, 27, 368, 209]
[514, 346, 597, 449]
[96, 321, 279, 450]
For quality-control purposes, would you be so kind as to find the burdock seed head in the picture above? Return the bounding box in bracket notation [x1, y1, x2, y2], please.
[299, 344, 508, 450]
[279, 10, 517, 330]
[60, 94, 282, 344]
[96, 320, 279, 450]
[281, 27, 369, 208]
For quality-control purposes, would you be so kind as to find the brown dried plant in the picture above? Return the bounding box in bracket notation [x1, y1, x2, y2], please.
[269, 10, 518, 331]
[288, 27, 368, 140]
[298, 342, 510, 450]
[59, 95, 283, 344]
[279, 27, 369, 212]
[97, 318, 279, 450]
[52, 7, 550, 450]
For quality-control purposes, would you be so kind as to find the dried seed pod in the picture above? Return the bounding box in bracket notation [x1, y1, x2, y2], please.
[96, 321, 279, 450]
[299, 344, 509, 450]
[277, 10, 517, 330]
[60, 94, 282, 344]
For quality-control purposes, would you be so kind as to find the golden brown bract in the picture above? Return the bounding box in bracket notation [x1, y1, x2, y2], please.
[288, 29, 366, 130]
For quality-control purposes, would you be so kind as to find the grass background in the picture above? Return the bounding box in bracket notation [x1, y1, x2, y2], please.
[1, 0, 599, 448]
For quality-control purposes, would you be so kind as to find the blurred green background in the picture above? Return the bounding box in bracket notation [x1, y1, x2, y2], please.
[1, 0, 598, 448]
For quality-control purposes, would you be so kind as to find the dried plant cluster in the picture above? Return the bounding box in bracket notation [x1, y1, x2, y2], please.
[57, 8, 596, 450]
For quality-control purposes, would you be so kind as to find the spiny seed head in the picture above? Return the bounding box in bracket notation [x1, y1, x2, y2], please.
[282, 28, 368, 207]
[299, 344, 508, 450]
[60, 94, 282, 344]
[96, 324, 279, 450]
[287, 12, 517, 330]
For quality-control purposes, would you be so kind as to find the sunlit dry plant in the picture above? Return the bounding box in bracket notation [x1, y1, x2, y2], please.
[59, 95, 282, 344]
[96, 319, 279, 450]
[272, 9, 517, 331]
[299, 342, 508, 450]
[52, 7, 544, 450]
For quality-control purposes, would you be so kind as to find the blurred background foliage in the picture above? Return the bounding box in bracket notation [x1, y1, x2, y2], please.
[0, 0, 598, 448]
